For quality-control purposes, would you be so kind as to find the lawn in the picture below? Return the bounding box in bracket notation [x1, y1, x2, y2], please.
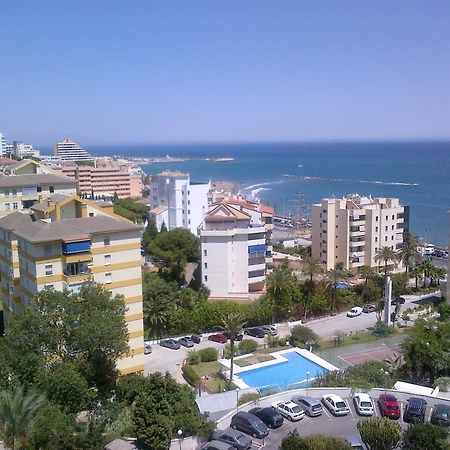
[235, 354, 274, 367]
[190, 361, 235, 392]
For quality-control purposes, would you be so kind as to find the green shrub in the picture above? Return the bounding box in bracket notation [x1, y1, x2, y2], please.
[239, 339, 258, 355]
[224, 344, 238, 359]
[433, 377, 450, 392]
[181, 365, 200, 386]
[187, 350, 201, 365]
[237, 392, 261, 406]
[267, 335, 286, 348]
[198, 347, 218, 362]
[289, 325, 320, 347]
[372, 321, 394, 337]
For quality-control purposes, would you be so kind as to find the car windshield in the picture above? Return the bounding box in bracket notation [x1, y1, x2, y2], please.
[387, 404, 399, 410]
[336, 401, 347, 408]
[235, 433, 245, 441]
[312, 405, 321, 410]
[292, 406, 302, 413]
[361, 402, 372, 407]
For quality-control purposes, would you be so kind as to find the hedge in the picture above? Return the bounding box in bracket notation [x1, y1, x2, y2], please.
[198, 347, 219, 362]
[239, 339, 258, 355]
[182, 365, 200, 386]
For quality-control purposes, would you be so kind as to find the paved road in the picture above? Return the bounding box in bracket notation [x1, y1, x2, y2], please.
[430, 255, 448, 270]
[216, 387, 450, 450]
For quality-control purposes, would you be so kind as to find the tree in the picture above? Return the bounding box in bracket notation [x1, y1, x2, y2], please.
[400, 233, 420, 274]
[402, 423, 450, 450]
[301, 257, 323, 319]
[360, 265, 376, 286]
[280, 430, 352, 450]
[375, 246, 398, 277]
[0, 385, 46, 450]
[357, 417, 402, 450]
[222, 313, 246, 384]
[147, 228, 199, 284]
[142, 220, 158, 252]
[289, 325, 320, 348]
[327, 262, 351, 313]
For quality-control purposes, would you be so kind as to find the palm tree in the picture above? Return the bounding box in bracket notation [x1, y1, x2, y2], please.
[418, 260, 434, 288]
[374, 246, 398, 277]
[327, 262, 350, 314]
[0, 385, 46, 450]
[359, 265, 376, 286]
[301, 257, 323, 320]
[266, 260, 295, 322]
[143, 296, 174, 339]
[221, 313, 246, 385]
[400, 233, 420, 274]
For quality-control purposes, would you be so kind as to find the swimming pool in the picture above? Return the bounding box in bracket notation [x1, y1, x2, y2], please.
[232, 348, 338, 392]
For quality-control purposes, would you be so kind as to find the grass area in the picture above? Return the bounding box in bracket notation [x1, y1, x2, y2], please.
[235, 358, 252, 367]
[318, 332, 378, 350]
[234, 354, 275, 367]
[189, 361, 236, 392]
[259, 345, 289, 354]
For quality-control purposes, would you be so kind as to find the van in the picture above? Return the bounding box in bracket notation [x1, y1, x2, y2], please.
[230, 411, 269, 439]
[403, 397, 427, 423]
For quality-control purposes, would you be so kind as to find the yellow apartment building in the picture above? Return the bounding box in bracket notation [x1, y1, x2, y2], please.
[0, 195, 145, 375]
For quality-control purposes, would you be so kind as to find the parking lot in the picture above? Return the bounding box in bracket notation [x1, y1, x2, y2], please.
[215, 388, 450, 449]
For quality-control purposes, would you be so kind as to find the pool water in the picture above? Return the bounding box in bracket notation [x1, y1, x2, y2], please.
[238, 351, 328, 390]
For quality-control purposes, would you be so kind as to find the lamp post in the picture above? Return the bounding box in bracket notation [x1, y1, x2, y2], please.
[177, 429, 183, 450]
[306, 370, 310, 396]
[236, 388, 239, 413]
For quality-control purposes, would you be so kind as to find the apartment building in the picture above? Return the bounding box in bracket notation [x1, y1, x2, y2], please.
[54, 138, 94, 163]
[311, 194, 409, 272]
[0, 195, 145, 375]
[149, 172, 210, 235]
[12, 141, 40, 159]
[59, 160, 143, 198]
[0, 133, 6, 157]
[0, 173, 77, 217]
[200, 198, 273, 298]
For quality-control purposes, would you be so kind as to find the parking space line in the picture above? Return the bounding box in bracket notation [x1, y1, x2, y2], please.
[347, 400, 356, 420]
[400, 402, 404, 422]
[322, 407, 332, 419]
[372, 399, 379, 417]
[427, 408, 433, 422]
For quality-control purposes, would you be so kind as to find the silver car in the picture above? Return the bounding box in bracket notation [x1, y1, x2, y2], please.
[260, 325, 277, 335]
[291, 396, 323, 417]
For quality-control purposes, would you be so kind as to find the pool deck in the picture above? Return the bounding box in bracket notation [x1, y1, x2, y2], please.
[219, 347, 339, 389]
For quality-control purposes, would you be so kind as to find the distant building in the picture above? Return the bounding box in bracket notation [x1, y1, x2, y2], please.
[54, 138, 94, 163]
[59, 159, 143, 198]
[0, 133, 6, 157]
[0, 195, 145, 375]
[311, 194, 409, 272]
[200, 198, 273, 298]
[12, 141, 40, 159]
[149, 172, 210, 235]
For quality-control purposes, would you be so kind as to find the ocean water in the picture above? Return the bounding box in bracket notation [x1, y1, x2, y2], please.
[57, 141, 450, 246]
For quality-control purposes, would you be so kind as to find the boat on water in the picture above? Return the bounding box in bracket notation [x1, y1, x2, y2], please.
[212, 157, 234, 162]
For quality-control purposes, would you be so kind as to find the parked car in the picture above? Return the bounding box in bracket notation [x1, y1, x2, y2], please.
[200, 440, 238, 450]
[207, 326, 227, 333]
[430, 403, 450, 427]
[248, 407, 284, 428]
[353, 393, 374, 416]
[179, 336, 195, 348]
[243, 327, 266, 338]
[208, 333, 228, 344]
[347, 307, 363, 317]
[403, 397, 427, 423]
[159, 339, 180, 350]
[191, 334, 202, 344]
[322, 394, 349, 416]
[391, 297, 406, 306]
[260, 325, 277, 335]
[291, 396, 323, 417]
[378, 393, 400, 419]
[212, 429, 252, 450]
[344, 436, 365, 450]
[363, 304, 376, 313]
[144, 341, 152, 355]
[272, 401, 305, 421]
[230, 411, 269, 439]
[223, 331, 244, 341]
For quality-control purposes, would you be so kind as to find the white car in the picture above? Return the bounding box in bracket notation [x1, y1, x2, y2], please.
[353, 393, 374, 416]
[144, 341, 152, 355]
[347, 307, 363, 317]
[272, 401, 305, 421]
[321, 394, 349, 416]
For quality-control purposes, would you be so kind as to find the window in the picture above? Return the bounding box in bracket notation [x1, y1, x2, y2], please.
[375, 226, 378, 232]
[44, 284, 54, 290]
[391, 236, 394, 240]
[45, 264, 53, 276]
[104, 254, 111, 265]
[187, 200, 190, 205]
[204, 275, 208, 282]
[89, 212, 94, 217]
[335, 245, 338, 249]
[44, 244, 51, 256]
[12, 189, 17, 196]
[385, 226, 388, 231]
[49, 186, 54, 193]
[37, 186, 42, 193]
[4, 190, 9, 197]
[204, 262, 207, 269]
[5, 203, 10, 211]
[375, 237, 378, 242]
[392, 225, 394, 230]
[188, 210, 190, 215]
[375, 216, 378, 221]
[203, 249, 207, 256]
[104, 237, 110, 246]
[105, 272, 112, 284]
[12, 202, 18, 210]
[385, 215, 388, 220]
[392, 215, 394, 220]
[385, 236, 388, 242]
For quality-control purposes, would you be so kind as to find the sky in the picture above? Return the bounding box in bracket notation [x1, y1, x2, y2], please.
[1, 0, 450, 146]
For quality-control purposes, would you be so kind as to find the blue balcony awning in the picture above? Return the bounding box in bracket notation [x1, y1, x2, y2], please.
[62, 240, 91, 254]
[248, 244, 266, 254]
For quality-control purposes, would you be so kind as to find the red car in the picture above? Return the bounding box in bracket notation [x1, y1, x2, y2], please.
[378, 393, 401, 419]
[208, 333, 228, 344]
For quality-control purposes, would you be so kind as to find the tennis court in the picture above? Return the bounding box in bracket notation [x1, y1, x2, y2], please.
[339, 344, 402, 366]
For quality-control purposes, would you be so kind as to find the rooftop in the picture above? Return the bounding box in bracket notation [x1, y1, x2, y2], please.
[0, 173, 76, 188]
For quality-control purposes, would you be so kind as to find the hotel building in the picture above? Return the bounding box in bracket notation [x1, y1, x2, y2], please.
[0, 195, 145, 374]
[54, 138, 94, 163]
[200, 197, 273, 298]
[311, 194, 409, 272]
[149, 172, 210, 235]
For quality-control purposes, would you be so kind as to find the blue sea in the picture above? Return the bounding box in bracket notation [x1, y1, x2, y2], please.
[45, 141, 450, 246]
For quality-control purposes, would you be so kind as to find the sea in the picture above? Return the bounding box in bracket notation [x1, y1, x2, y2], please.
[44, 141, 450, 246]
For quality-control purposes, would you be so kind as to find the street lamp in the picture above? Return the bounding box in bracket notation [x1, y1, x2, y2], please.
[177, 429, 183, 450]
[236, 388, 240, 413]
[306, 370, 310, 396]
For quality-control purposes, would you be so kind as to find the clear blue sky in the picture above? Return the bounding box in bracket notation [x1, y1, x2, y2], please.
[1, 0, 449, 145]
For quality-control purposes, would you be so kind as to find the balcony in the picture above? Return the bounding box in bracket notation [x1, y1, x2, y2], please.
[62, 240, 91, 255]
[63, 262, 90, 277]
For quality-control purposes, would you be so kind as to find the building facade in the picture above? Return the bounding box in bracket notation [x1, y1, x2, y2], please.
[149, 172, 210, 235]
[54, 138, 94, 163]
[12, 141, 40, 159]
[200, 198, 273, 298]
[0, 133, 6, 157]
[311, 194, 409, 272]
[0, 196, 145, 374]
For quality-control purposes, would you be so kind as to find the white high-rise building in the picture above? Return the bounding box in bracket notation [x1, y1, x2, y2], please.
[200, 198, 274, 298]
[149, 171, 210, 235]
[13, 141, 40, 159]
[311, 194, 409, 272]
[0, 133, 6, 157]
[54, 138, 94, 163]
